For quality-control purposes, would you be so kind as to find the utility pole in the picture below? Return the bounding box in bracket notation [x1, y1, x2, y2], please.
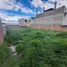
[54, 1, 57, 9]
[34, 8, 38, 17]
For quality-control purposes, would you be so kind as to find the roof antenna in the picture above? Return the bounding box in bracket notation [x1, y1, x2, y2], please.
[54, 1, 57, 9]
[36, 8, 38, 16]
[43, 7, 45, 12]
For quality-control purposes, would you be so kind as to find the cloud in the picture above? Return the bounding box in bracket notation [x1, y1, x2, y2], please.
[0, 0, 35, 20]
[31, 0, 43, 8]
[0, 0, 14, 9]
[4, 15, 30, 21]
[31, 0, 67, 10]
[0, 0, 67, 21]
[0, 0, 35, 13]
[57, 0, 67, 7]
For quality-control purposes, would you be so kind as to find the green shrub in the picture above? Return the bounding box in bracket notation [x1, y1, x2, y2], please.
[4, 28, 67, 67]
[56, 32, 67, 38]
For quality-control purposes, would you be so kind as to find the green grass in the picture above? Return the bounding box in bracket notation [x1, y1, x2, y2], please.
[2, 28, 67, 67]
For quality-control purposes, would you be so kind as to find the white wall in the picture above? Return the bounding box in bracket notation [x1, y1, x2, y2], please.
[62, 15, 67, 25]
[62, 8, 67, 25]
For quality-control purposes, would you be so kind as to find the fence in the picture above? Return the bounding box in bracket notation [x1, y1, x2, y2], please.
[30, 24, 67, 32]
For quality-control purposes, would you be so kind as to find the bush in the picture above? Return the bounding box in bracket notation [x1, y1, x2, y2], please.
[4, 28, 67, 67]
[56, 32, 67, 38]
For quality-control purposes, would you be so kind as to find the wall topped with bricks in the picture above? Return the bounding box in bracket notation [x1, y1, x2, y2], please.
[31, 6, 67, 26]
[30, 24, 67, 32]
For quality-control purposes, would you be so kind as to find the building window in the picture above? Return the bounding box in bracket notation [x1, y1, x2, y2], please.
[31, 17, 35, 20]
[25, 20, 27, 22]
[64, 12, 67, 17]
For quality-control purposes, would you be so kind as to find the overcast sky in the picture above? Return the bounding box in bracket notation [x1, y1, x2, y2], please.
[0, 0, 67, 21]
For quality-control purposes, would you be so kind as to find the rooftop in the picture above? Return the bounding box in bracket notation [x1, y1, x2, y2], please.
[36, 6, 66, 18]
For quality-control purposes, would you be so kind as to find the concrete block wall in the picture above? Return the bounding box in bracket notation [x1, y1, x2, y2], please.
[32, 6, 67, 26]
[33, 13, 64, 25]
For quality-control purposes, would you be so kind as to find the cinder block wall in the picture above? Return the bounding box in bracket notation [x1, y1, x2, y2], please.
[32, 6, 66, 26]
[33, 13, 63, 25]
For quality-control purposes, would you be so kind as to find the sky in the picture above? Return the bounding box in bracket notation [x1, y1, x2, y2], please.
[0, 0, 67, 21]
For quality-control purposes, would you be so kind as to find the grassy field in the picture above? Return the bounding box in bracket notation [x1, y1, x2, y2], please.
[0, 28, 67, 67]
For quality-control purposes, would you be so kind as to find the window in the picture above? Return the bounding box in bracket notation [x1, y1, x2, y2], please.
[31, 17, 35, 19]
[25, 20, 27, 22]
[64, 12, 67, 17]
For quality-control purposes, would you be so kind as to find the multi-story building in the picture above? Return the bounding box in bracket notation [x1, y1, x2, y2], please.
[18, 18, 32, 27]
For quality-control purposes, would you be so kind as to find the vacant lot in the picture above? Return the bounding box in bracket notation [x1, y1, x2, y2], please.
[0, 28, 67, 67]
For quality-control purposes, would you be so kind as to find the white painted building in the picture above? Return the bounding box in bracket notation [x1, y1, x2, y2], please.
[31, 6, 67, 26]
[18, 18, 32, 27]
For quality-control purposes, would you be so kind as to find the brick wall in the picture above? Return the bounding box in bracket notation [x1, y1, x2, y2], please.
[30, 24, 67, 32]
[0, 27, 4, 45]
